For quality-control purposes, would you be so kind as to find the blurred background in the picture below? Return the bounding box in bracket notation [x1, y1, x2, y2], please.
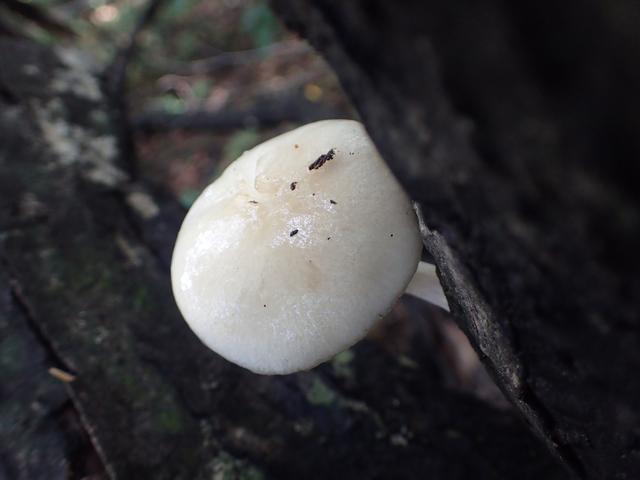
[2, 0, 353, 205]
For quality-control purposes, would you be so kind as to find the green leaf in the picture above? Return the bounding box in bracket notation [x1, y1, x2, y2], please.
[191, 79, 211, 100]
[223, 128, 260, 163]
[305, 377, 337, 406]
[160, 0, 201, 22]
[240, 1, 280, 48]
[179, 189, 201, 208]
[157, 94, 186, 114]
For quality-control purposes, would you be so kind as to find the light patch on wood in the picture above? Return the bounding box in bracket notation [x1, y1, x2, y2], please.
[19, 192, 46, 219]
[22, 64, 40, 76]
[126, 191, 160, 220]
[48, 367, 76, 383]
[34, 99, 127, 187]
[52, 47, 102, 101]
[116, 234, 144, 267]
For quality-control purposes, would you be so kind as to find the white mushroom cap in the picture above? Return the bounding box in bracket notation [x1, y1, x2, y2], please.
[171, 120, 421, 374]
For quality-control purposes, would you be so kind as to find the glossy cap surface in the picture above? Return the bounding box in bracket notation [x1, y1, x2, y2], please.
[171, 120, 421, 374]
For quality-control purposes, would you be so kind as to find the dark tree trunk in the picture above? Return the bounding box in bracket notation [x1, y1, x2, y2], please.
[0, 38, 566, 479]
[270, 1, 640, 479]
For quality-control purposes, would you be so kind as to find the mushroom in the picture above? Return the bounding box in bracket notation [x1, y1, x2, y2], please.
[171, 119, 448, 374]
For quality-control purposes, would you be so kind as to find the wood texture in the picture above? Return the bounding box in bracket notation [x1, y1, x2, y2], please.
[271, 1, 640, 478]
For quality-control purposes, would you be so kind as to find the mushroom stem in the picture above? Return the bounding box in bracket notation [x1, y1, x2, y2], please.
[404, 261, 450, 311]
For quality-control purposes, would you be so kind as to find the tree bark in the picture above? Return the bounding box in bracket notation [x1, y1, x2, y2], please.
[270, 1, 640, 479]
